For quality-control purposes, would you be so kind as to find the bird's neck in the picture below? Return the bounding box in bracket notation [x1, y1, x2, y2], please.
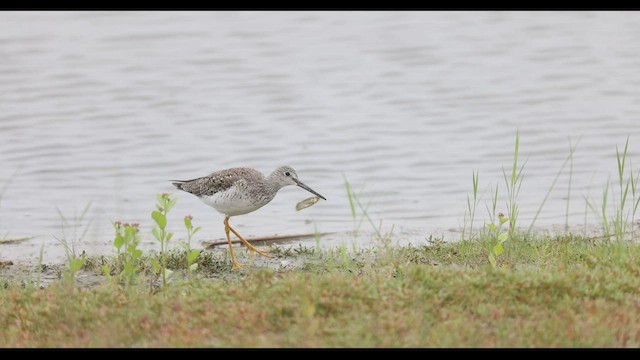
[260, 173, 284, 195]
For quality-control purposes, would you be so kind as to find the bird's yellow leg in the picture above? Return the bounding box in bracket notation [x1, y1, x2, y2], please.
[226, 222, 272, 259]
[224, 217, 244, 269]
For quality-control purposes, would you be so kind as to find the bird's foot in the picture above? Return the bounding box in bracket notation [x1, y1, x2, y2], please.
[245, 246, 272, 259]
[231, 261, 245, 269]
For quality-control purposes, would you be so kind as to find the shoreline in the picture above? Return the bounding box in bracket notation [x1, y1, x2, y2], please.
[0, 221, 618, 267]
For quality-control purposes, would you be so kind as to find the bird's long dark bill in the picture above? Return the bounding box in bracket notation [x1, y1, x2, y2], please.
[294, 179, 326, 200]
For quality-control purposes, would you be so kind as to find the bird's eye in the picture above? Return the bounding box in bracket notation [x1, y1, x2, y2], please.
[285, 171, 291, 177]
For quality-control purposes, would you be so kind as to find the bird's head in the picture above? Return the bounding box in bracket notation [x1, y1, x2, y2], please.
[271, 166, 326, 200]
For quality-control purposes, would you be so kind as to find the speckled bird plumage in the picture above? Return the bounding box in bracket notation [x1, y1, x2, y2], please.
[171, 165, 325, 269]
[172, 166, 324, 217]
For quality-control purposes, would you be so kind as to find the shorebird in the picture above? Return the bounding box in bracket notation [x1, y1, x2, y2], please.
[171, 166, 326, 269]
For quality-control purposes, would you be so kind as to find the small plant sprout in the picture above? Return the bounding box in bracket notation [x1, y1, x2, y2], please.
[182, 214, 201, 281]
[630, 163, 640, 238]
[54, 202, 93, 287]
[487, 212, 510, 270]
[343, 174, 391, 247]
[462, 171, 481, 242]
[613, 136, 631, 243]
[583, 137, 640, 245]
[108, 221, 143, 288]
[502, 131, 527, 243]
[460, 171, 483, 264]
[151, 193, 177, 286]
[565, 137, 577, 233]
[344, 174, 368, 240]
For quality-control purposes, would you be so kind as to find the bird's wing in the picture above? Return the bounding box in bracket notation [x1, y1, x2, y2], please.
[172, 167, 262, 197]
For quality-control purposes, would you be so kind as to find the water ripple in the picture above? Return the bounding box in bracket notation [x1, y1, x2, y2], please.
[1, 11, 640, 263]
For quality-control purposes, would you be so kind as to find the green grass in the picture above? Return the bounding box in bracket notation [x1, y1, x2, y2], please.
[1, 235, 640, 347]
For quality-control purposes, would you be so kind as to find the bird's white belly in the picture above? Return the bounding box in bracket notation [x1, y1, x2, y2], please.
[199, 187, 265, 216]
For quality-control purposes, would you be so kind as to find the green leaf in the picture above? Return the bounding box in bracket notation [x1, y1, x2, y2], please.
[166, 198, 178, 212]
[152, 228, 162, 241]
[69, 257, 84, 272]
[101, 265, 112, 278]
[166, 232, 173, 242]
[124, 225, 136, 238]
[151, 258, 160, 273]
[184, 217, 192, 229]
[488, 253, 497, 268]
[500, 216, 509, 225]
[487, 223, 497, 232]
[498, 232, 508, 243]
[152, 211, 166, 229]
[187, 250, 200, 263]
[193, 227, 201, 235]
[493, 243, 504, 256]
[132, 249, 143, 259]
[189, 263, 198, 272]
[126, 244, 135, 253]
[114, 235, 125, 250]
[344, 175, 357, 222]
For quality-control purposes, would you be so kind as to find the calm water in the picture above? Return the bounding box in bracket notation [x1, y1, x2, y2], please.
[1, 11, 640, 263]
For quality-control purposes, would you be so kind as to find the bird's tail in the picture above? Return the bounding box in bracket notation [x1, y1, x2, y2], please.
[170, 180, 185, 190]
